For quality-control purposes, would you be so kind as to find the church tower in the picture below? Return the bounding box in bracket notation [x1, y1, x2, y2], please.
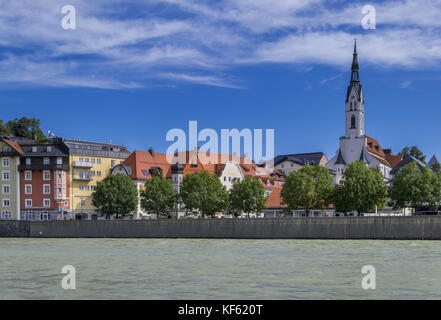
[345, 39, 364, 138]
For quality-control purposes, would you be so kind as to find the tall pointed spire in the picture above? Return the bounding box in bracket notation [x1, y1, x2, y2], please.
[350, 38, 359, 82]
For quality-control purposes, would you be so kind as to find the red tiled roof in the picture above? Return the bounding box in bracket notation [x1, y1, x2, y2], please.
[385, 154, 402, 168]
[265, 186, 287, 209]
[1, 138, 24, 155]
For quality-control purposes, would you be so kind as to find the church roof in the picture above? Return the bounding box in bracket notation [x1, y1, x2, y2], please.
[359, 148, 368, 163]
[335, 149, 346, 165]
[428, 155, 439, 168]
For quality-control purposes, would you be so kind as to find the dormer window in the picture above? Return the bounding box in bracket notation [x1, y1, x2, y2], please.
[32, 147, 37, 152]
[47, 146, 52, 152]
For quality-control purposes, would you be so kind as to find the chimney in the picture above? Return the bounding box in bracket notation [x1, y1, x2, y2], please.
[148, 147, 155, 157]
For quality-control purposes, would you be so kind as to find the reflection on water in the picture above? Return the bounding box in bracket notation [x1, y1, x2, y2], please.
[0, 239, 440, 299]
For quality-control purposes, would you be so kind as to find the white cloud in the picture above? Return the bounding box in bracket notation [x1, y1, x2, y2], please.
[0, 0, 440, 89]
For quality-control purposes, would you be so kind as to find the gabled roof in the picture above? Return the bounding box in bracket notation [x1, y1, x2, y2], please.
[0, 137, 24, 155]
[390, 155, 428, 175]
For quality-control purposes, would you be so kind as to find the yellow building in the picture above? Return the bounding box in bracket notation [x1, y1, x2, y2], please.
[64, 139, 130, 219]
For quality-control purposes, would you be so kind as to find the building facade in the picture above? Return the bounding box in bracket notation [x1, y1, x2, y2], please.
[18, 138, 70, 221]
[273, 152, 328, 176]
[326, 41, 401, 183]
[64, 139, 130, 219]
[0, 138, 24, 220]
[111, 148, 284, 218]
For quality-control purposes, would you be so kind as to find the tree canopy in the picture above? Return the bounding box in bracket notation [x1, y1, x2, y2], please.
[1, 117, 47, 141]
[140, 176, 177, 216]
[230, 176, 267, 217]
[180, 171, 229, 217]
[400, 146, 426, 163]
[332, 161, 387, 214]
[92, 174, 138, 218]
[281, 165, 334, 215]
[389, 162, 441, 210]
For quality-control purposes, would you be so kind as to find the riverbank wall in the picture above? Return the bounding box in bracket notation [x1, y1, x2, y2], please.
[1, 216, 441, 239]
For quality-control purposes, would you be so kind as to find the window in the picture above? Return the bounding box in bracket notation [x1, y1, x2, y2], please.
[47, 146, 52, 152]
[91, 171, 96, 176]
[23, 211, 33, 220]
[350, 115, 356, 129]
[281, 164, 284, 168]
[111, 160, 116, 167]
[2, 185, 10, 194]
[32, 146, 37, 152]
[97, 171, 101, 177]
[25, 171, 32, 180]
[91, 159, 95, 164]
[43, 171, 50, 180]
[1, 211, 12, 220]
[2, 158, 9, 167]
[40, 212, 49, 221]
[290, 163, 294, 168]
[64, 201, 68, 207]
[91, 186, 96, 191]
[43, 199, 50, 207]
[79, 158, 84, 162]
[97, 159, 101, 164]
[25, 199, 32, 207]
[25, 184, 32, 194]
[142, 170, 148, 176]
[57, 157, 62, 165]
[79, 170, 84, 179]
[2, 171, 10, 181]
[79, 185, 84, 191]
[81, 200, 86, 206]
[26, 158, 31, 165]
[2, 199, 10, 207]
[85, 158, 90, 163]
[43, 184, 50, 194]
[85, 185, 90, 191]
[43, 158, 50, 165]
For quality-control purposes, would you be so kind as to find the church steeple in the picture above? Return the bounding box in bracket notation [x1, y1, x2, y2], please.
[350, 39, 359, 82]
[345, 39, 364, 138]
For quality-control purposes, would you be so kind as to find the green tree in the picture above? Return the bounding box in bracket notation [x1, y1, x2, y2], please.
[400, 146, 426, 163]
[333, 161, 387, 214]
[431, 162, 441, 174]
[180, 171, 229, 217]
[281, 165, 334, 216]
[0, 120, 10, 136]
[92, 174, 138, 219]
[390, 162, 440, 210]
[230, 176, 267, 217]
[5, 117, 47, 141]
[140, 176, 177, 217]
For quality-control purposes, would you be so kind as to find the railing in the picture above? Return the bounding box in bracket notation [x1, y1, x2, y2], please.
[73, 161, 93, 168]
[73, 175, 92, 181]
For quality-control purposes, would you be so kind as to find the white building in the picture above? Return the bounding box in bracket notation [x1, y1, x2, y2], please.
[326, 40, 401, 183]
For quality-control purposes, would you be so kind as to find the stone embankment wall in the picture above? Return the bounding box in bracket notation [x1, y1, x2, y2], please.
[1, 216, 441, 239]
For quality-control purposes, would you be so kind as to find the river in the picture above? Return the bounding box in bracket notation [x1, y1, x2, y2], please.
[1, 239, 440, 299]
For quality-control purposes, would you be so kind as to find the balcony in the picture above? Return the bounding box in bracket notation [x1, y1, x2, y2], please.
[73, 175, 92, 181]
[74, 161, 93, 168]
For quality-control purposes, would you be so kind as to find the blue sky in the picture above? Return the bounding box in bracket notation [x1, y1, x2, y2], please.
[1, 0, 441, 161]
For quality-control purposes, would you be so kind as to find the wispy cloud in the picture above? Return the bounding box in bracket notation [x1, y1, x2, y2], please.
[0, 0, 440, 89]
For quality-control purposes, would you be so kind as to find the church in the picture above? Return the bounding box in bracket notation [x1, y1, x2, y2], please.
[326, 41, 401, 183]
